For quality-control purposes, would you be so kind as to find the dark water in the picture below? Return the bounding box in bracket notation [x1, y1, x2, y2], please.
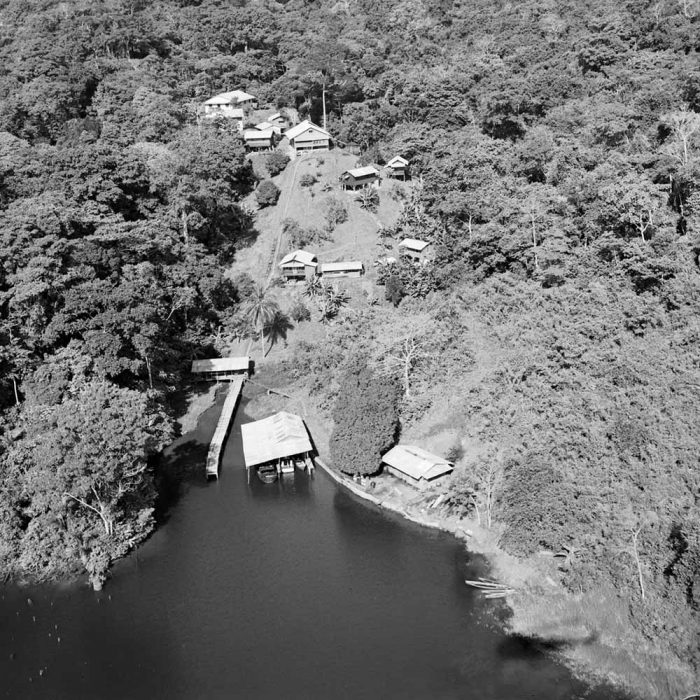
[0, 393, 628, 700]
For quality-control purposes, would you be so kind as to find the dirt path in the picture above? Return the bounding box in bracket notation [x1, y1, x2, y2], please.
[264, 153, 307, 286]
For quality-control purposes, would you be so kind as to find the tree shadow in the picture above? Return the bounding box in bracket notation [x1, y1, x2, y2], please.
[264, 310, 294, 354]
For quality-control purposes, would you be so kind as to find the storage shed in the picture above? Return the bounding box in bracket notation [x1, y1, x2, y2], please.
[285, 120, 330, 153]
[279, 250, 318, 281]
[399, 238, 432, 262]
[241, 411, 313, 471]
[318, 261, 364, 279]
[386, 155, 409, 180]
[381, 445, 453, 489]
[191, 357, 251, 380]
[340, 166, 380, 190]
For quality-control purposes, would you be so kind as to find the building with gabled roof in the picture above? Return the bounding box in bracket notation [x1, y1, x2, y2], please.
[279, 250, 318, 282]
[243, 128, 275, 150]
[285, 120, 330, 153]
[340, 165, 380, 190]
[386, 155, 409, 180]
[399, 238, 432, 263]
[191, 356, 251, 380]
[381, 445, 453, 489]
[204, 90, 257, 108]
[241, 411, 313, 469]
[318, 261, 364, 278]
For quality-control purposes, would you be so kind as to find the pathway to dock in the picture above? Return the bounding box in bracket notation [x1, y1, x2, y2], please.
[206, 378, 244, 478]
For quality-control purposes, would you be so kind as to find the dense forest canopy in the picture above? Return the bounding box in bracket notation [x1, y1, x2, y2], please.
[0, 0, 698, 691]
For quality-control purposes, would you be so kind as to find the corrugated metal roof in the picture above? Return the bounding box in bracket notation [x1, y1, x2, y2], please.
[255, 121, 273, 130]
[382, 445, 453, 481]
[279, 250, 317, 266]
[399, 238, 430, 252]
[204, 90, 256, 105]
[387, 155, 408, 167]
[244, 129, 274, 140]
[269, 113, 284, 122]
[285, 120, 330, 141]
[320, 261, 364, 273]
[241, 412, 313, 467]
[192, 357, 250, 373]
[342, 166, 379, 179]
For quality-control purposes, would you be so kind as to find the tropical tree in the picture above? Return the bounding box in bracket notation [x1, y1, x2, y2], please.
[243, 284, 280, 359]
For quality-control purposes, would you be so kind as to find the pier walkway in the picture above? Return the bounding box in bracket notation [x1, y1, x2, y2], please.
[206, 379, 244, 478]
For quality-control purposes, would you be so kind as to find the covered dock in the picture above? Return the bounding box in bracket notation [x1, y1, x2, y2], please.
[241, 411, 314, 476]
[192, 357, 251, 381]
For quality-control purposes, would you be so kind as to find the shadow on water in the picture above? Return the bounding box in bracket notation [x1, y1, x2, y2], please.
[153, 386, 231, 525]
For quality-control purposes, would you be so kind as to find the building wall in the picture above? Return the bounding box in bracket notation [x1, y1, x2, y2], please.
[321, 269, 363, 278]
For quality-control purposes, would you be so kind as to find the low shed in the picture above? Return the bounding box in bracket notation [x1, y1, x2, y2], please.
[319, 261, 364, 278]
[192, 357, 251, 380]
[381, 445, 453, 489]
[241, 411, 313, 469]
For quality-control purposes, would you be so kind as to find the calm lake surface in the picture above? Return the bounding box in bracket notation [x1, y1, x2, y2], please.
[0, 392, 628, 700]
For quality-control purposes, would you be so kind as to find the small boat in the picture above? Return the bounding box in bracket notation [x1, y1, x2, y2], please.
[256, 465, 278, 484]
[280, 459, 295, 475]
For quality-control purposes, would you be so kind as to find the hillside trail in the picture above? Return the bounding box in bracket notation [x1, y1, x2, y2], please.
[264, 152, 306, 286]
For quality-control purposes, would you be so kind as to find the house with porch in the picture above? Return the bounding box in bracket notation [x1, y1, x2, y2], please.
[243, 128, 275, 151]
[339, 166, 380, 190]
[285, 120, 331, 153]
[386, 155, 409, 180]
[279, 250, 318, 282]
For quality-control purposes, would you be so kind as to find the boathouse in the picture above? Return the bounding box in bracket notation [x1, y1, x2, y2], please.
[285, 120, 330, 153]
[191, 356, 251, 380]
[340, 166, 380, 190]
[241, 411, 314, 473]
[244, 128, 275, 151]
[399, 238, 432, 263]
[318, 261, 364, 279]
[386, 155, 409, 180]
[279, 250, 318, 281]
[381, 445, 453, 489]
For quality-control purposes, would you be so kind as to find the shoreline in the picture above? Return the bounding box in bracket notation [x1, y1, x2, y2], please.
[181, 380, 695, 699]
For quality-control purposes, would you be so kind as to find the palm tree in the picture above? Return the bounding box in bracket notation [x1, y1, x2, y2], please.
[302, 276, 324, 300]
[319, 283, 350, 324]
[243, 284, 280, 359]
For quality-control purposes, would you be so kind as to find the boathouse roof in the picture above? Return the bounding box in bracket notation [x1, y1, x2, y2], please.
[382, 445, 453, 482]
[241, 411, 313, 468]
[192, 357, 250, 374]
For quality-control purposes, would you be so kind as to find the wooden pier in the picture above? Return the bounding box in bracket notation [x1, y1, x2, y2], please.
[206, 379, 244, 479]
